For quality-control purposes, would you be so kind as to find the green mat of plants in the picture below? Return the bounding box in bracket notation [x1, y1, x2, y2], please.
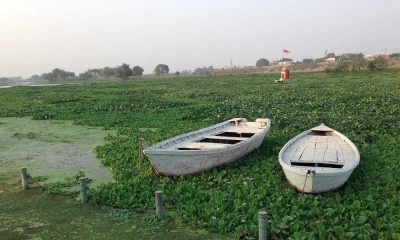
[1, 71, 399, 239]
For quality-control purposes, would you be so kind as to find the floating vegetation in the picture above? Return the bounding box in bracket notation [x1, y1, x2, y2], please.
[1, 72, 400, 238]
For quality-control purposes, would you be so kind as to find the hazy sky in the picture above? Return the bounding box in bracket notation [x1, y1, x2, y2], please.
[1, 0, 399, 78]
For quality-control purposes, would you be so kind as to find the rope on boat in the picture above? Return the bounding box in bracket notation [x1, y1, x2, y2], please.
[302, 169, 315, 194]
[138, 139, 143, 171]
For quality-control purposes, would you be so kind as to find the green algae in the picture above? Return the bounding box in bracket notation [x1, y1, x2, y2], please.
[0, 117, 116, 189]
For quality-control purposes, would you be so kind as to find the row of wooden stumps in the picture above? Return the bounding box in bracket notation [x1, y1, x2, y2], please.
[76, 183, 164, 219]
[20, 167, 89, 202]
[20, 168, 268, 239]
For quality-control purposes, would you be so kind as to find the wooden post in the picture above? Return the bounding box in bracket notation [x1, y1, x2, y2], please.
[79, 177, 88, 203]
[20, 167, 29, 190]
[258, 211, 268, 240]
[155, 191, 164, 220]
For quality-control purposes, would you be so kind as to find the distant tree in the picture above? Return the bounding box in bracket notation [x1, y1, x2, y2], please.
[78, 69, 101, 79]
[302, 58, 313, 64]
[256, 58, 269, 67]
[374, 56, 389, 70]
[340, 53, 364, 61]
[52, 68, 63, 78]
[326, 53, 335, 58]
[88, 69, 101, 78]
[30, 75, 41, 81]
[153, 64, 169, 76]
[0, 77, 9, 82]
[367, 56, 388, 71]
[175, 71, 180, 76]
[115, 63, 133, 79]
[100, 67, 114, 78]
[279, 58, 293, 62]
[41, 73, 54, 81]
[192, 66, 214, 75]
[333, 60, 350, 73]
[340, 53, 354, 60]
[68, 72, 75, 78]
[132, 66, 144, 76]
[78, 71, 93, 79]
[367, 61, 375, 71]
[52, 68, 75, 79]
[41, 68, 75, 81]
[314, 58, 325, 63]
[181, 70, 191, 76]
[193, 68, 201, 75]
[389, 53, 400, 59]
[324, 67, 333, 73]
[350, 54, 367, 71]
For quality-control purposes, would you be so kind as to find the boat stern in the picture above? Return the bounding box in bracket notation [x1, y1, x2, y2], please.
[255, 118, 271, 129]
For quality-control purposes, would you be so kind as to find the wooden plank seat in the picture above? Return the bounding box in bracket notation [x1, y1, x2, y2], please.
[289, 147, 346, 164]
[285, 134, 355, 166]
[182, 142, 231, 149]
[206, 136, 249, 141]
[225, 127, 265, 134]
[291, 159, 345, 166]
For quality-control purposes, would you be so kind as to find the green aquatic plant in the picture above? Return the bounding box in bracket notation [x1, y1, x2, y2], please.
[1, 71, 399, 238]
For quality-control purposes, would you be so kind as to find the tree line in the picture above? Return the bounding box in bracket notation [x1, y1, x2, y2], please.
[78, 64, 144, 80]
[3, 52, 397, 82]
[325, 54, 389, 73]
[255, 52, 391, 73]
[255, 58, 294, 67]
[34, 63, 172, 81]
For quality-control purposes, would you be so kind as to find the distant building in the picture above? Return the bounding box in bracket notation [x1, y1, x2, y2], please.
[325, 58, 335, 62]
[365, 55, 374, 60]
[278, 61, 293, 66]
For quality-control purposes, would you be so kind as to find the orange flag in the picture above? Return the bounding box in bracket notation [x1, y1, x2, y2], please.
[283, 48, 291, 53]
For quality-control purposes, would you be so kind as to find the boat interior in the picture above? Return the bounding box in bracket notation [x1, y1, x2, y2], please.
[176, 131, 255, 150]
[154, 118, 269, 151]
[285, 131, 355, 169]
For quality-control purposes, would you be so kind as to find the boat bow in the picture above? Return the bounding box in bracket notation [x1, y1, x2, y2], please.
[139, 138, 149, 150]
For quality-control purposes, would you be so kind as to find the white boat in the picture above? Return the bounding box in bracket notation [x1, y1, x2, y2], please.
[139, 118, 271, 176]
[278, 124, 360, 193]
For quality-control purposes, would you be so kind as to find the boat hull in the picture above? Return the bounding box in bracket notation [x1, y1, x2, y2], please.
[145, 130, 266, 176]
[141, 118, 271, 176]
[281, 165, 356, 193]
[278, 124, 360, 193]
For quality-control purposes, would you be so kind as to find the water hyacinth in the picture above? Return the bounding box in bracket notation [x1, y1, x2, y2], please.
[0, 72, 399, 238]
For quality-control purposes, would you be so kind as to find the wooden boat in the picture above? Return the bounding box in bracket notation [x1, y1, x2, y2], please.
[278, 124, 360, 193]
[139, 118, 271, 176]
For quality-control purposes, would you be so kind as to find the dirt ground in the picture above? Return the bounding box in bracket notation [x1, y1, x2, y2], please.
[0, 182, 232, 240]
